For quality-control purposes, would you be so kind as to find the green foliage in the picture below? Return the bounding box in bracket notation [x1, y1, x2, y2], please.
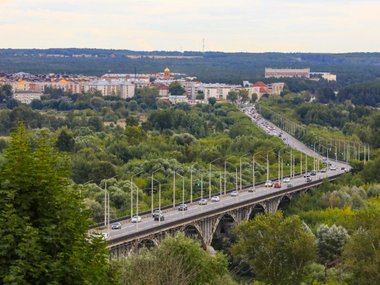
[0, 124, 109, 284]
[114, 233, 230, 285]
[232, 212, 317, 285]
[316, 224, 349, 265]
[343, 209, 380, 284]
[169, 81, 185, 95]
[56, 128, 75, 152]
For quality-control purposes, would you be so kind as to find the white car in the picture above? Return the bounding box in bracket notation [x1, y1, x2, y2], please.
[265, 180, 273, 187]
[131, 215, 142, 223]
[282, 177, 290, 183]
[198, 199, 208, 205]
[330, 165, 337, 171]
[211, 196, 220, 202]
[230, 191, 239, 197]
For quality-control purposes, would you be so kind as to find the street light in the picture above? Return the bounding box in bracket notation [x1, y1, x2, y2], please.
[209, 158, 222, 199]
[130, 170, 144, 218]
[224, 158, 238, 195]
[104, 175, 118, 229]
[151, 177, 161, 223]
[239, 152, 251, 192]
[151, 168, 162, 215]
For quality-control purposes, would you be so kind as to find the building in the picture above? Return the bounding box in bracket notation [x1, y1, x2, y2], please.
[265, 68, 310, 79]
[13, 91, 42, 104]
[86, 80, 135, 99]
[197, 83, 241, 100]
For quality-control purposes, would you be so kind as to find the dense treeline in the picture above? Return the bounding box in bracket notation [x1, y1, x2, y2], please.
[2, 49, 380, 86]
[337, 79, 380, 107]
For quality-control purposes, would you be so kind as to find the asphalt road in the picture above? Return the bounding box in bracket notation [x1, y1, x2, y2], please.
[101, 106, 349, 242]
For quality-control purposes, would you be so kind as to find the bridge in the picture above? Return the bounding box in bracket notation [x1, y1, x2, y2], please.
[101, 106, 350, 258]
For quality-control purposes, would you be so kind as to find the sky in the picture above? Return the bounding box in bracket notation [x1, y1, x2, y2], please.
[0, 0, 379, 52]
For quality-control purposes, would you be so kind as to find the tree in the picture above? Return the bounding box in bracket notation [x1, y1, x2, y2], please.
[239, 89, 249, 103]
[116, 233, 231, 285]
[343, 209, 380, 284]
[232, 212, 316, 285]
[227, 91, 238, 102]
[208, 97, 217, 106]
[56, 128, 75, 152]
[316, 224, 349, 266]
[0, 124, 109, 284]
[169, 81, 185, 95]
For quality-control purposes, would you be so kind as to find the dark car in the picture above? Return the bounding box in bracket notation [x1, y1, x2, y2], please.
[178, 204, 188, 211]
[310, 170, 317, 176]
[154, 214, 165, 221]
[111, 222, 122, 230]
[306, 177, 312, 183]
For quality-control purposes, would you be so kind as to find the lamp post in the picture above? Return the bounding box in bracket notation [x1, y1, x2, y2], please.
[104, 175, 117, 229]
[151, 168, 161, 215]
[130, 170, 144, 218]
[151, 178, 161, 223]
[190, 163, 199, 203]
[239, 152, 251, 192]
[209, 158, 222, 199]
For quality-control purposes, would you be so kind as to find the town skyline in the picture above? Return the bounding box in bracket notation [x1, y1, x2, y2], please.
[0, 0, 379, 53]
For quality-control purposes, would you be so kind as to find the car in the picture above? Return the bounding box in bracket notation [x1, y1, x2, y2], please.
[306, 177, 312, 183]
[131, 215, 142, 223]
[310, 170, 317, 176]
[230, 191, 239, 197]
[111, 222, 122, 230]
[248, 187, 255, 192]
[303, 173, 311, 178]
[274, 182, 282, 188]
[265, 180, 273, 187]
[286, 183, 293, 188]
[211, 196, 220, 202]
[178, 204, 188, 211]
[320, 168, 327, 173]
[152, 209, 163, 218]
[330, 165, 337, 171]
[198, 199, 208, 205]
[154, 214, 165, 221]
[282, 177, 290, 183]
[341, 167, 346, 171]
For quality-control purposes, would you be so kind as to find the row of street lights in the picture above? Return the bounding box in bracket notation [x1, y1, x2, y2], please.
[102, 149, 321, 228]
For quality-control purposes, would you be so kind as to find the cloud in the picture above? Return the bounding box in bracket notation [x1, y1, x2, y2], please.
[0, 0, 379, 52]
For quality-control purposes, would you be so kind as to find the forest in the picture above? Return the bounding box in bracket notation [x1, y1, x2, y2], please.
[1, 49, 380, 87]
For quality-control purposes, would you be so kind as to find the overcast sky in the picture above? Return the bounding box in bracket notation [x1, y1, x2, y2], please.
[0, 0, 379, 52]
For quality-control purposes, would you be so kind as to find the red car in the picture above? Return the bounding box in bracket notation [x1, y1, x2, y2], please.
[274, 182, 282, 188]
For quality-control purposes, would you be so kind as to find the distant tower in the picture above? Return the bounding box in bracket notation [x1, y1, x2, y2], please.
[164, 67, 170, 79]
